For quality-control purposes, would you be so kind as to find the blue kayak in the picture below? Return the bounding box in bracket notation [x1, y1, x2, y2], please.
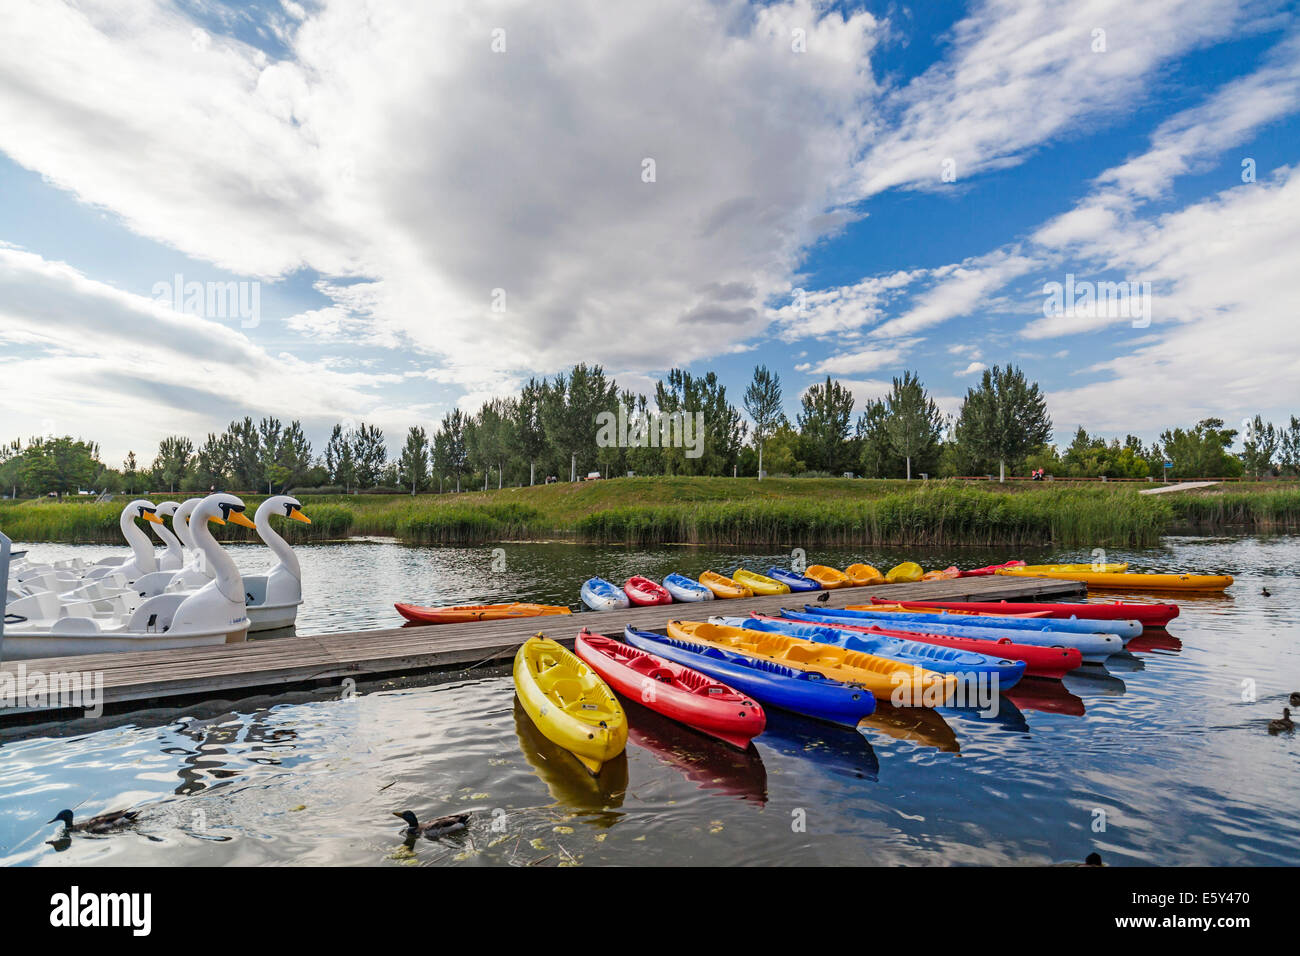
[662, 572, 714, 602]
[622, 626, 875, 727]
[788, 606, 1123, 662]
[580, 577, 630, 611]
[766, 568, 821, 592]
[836, 606, 1141, 639]
[715, 615, 1026, 689]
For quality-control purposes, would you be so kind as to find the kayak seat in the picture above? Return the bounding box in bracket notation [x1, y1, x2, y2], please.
[645, 666, 675, 683]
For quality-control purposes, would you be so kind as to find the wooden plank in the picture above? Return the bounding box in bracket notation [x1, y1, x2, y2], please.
[0, 575, 1084, 721]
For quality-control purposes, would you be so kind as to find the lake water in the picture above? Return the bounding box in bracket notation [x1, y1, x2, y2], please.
[1, 535, 1297, 866]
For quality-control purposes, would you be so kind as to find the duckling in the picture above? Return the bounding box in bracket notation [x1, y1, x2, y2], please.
[47, 808, 139, 834]
[392, 810, 471, 839]
[815, 591, 831, 603]
[1289, 692, 1300, 707]
[1262, 587, 1271, 597]
[1267, 708, 1295, 735]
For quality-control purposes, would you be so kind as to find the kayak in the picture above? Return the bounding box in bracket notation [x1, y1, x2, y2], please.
[719, 614, 1026, 688]
[1012, 563, 1129, 573]
[921, 566, 960, 581]
[845, 604, 1143, 639]
[663, 572, 714, 602]
[575, 630, 765, 749]
[766, 567, 822, 592]
[995, 568, 1232, 592]
[395, 602, 571, 625]
[700, 570, 752, 599]
[845, 563, 887, 586]
[787, 607, 1123, 663]
[581, 577, 631, 611]
[667, 619, 955, 705]
[873, 598, 1180, 627]
[750, 614, 1081, 679]
[513, 635, 627, 775]
[732, 569, 790, 595]
[958, 560, 1026, 577]
[870, 602, 1054, 619]
[885, 561, 923, 583]
[804, 565, 851, 589]
[624, 575, 672, 606]
[622, 626, 876, 727]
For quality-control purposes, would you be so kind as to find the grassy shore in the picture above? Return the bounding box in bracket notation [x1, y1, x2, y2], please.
[3, 477, 1297, 548]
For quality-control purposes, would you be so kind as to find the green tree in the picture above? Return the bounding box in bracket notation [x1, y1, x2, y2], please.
[797, 376, 856, 473]
[743, 364, 785, 480]
[20, 436, 101, 497]
[882, 371, 943, 480]
[541, 364, 619, 481]
[433, 408, 469, 492]
[956, 364, 1053, 481]
[1279, 416, 1300, 476]
[1158, 418, 1243, 478]
[324, 424, 355, 492]
[1240, 415, 1278, 477]
[152, 435, 194, 493]
[514, 378, 548, 486]
[399, 426, 430, 494]
[655, 369, 746, 476]
[351, 423, 387, 488]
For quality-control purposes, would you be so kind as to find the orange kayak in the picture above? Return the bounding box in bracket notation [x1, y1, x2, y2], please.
[805, 565, 851, 589]
[395, 602, 572, 625]
[699, 571, 753, 599]
[845, 563, 887, 586]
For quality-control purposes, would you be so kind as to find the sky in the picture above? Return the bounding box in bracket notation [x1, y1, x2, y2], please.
[0, 0, 1297, 465]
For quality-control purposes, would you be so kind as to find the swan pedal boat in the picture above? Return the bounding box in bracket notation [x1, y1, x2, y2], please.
[513, 635, 627, 774]
[0, 494, 256, 659]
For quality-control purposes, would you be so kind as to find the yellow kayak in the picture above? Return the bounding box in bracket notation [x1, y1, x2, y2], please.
[805, 565, 851, 589]
[996, 568, 1232, 592]
[666, 620, 954, 705]
[885, 561, 924, 583]
[732, 568, 791, 596]
[1012, 563, 1129, 573]
[513, 635, 627, 775]
[846, 563, 887, 586]
[699, 570, 752, 599]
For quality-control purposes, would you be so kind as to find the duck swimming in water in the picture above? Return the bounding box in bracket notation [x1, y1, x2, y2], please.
[1289, 692, 1300, 707]
[1268, 708, 1295, 735]
[47, 808, 139, 834]
[392, 810, 471, 839]
[1262, 587, 1271, 597]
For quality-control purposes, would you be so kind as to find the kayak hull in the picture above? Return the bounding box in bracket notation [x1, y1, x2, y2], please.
[732, 569, 791, 596]
[624, 576, 673, 606]
[766, 567, 822, 592]
[513, 636, 627, 774]
[845, 563, 886, 586]
[699, 571, 753, 599]
[874, 598, 1180, 627]
[723, 615, 1026, 689]
[581, 577, 631, 611]
[789, 606, 1123, 663]
[847, 604, 1142, 639]
[996, 568, 1231, 592]
[395, 602, 571, 625]
[663, 573, 714, 602]
[575, 631, 765, 749]
[804, 565, 851, 589]
[623, 626, 875, 726]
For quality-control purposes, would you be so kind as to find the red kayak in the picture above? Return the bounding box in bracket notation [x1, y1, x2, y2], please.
[871, 598, 1179, 628]
[575, 631, 766, 749]
[754, 613, 1082, 680]
[957, 560, 1026, 577]
[624, 575, 673, 606]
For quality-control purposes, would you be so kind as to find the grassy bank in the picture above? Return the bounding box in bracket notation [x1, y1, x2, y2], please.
[4, 477, 1297, 548]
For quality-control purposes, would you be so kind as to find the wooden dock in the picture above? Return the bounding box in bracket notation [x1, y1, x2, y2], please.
[0, 575, 1083, 724]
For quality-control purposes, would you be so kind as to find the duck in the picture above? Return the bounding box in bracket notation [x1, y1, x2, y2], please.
[1267, 708, 1295, 735]
[47, 808, 139, 834]
[815, 590, 831, 603]
[1262, 587, 1272, 597]
[1289, 692, 1300, 707]
[392, 810, 471, 838]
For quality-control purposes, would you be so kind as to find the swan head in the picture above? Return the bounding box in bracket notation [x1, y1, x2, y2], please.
[257, 494, 311, 526]
[156, 501, 180, 518]
[124, 499, 164, 527]
[193, 492, 257, 530]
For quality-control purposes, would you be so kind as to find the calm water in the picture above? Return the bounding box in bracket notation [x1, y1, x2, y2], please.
[1, 535, 1298, 866]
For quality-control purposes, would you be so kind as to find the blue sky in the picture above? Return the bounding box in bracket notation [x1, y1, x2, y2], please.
[0, 0, 1297, 464]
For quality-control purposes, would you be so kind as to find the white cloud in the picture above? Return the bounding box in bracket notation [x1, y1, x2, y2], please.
[954, 361, 987, 376]
[872, 251, 1039, 338]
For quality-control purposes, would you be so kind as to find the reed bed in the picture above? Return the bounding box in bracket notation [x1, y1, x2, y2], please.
[2, 479, 1294, 548]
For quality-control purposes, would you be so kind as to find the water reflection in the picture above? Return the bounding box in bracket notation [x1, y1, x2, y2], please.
[1005, 679, 1085, 716]
[758, 710, 880, 780]
[164, 711, 300, 796]
[624, 701, 767, 805]
[512, 699, 627, 813]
